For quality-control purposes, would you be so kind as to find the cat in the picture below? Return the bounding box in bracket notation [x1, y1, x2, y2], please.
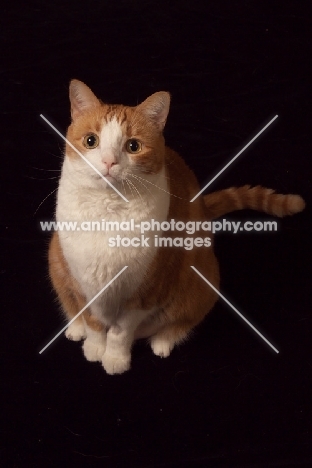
[48, 79, 305, 374]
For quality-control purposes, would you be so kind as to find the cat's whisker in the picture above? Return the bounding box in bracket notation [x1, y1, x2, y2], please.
[125, 178, 135, 199]
[126, 178, 145, 204]
[133, 165, 185, 188]
[31, 166, 62, 172]
[127, 179, 140, 199]
[121, 178, 127, 197]
[33, 187, 58, 216]
[44, 148, 64, 161]
[129, 173, 157, 202]
[131, 179, 147, 204]
[164, 158, 176, 166]
[130, 173, 186, 200]
[130, 173, 152, 195]
[153, 172, 187, 191]
[25, 175, 60, 180]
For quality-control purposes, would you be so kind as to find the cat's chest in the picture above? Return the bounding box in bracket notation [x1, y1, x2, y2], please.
[56, 178, 170, 295]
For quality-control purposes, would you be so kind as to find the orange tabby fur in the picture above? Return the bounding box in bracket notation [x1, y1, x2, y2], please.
[203, 185, 305, 219]
[48, 80, 305, 373]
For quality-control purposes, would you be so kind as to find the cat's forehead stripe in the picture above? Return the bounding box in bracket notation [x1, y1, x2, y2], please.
[103, 106, 132, 127]
[100, 117, 123, 148]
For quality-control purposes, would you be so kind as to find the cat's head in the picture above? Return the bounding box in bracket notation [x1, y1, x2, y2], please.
[65, 80, 170, 190]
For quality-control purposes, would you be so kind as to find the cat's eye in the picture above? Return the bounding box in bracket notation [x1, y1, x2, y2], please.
[83, 133, 99, 149]
[125, 139, 142, 154]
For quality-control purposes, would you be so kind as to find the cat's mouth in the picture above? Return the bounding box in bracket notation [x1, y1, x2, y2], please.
[94, 173, 119, 184]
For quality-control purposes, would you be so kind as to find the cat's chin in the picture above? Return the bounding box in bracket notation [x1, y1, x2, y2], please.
[103, 174, 117, 183]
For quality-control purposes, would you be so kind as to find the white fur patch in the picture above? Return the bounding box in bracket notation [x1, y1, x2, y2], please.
[82, 324, 107, 362]
[102, 353, 131, 374]
[150, 335, 174, 358]
[83, 339, 106, 362]
[82, 118, 124, 174]
[56, 118, 170, 329]
[65, 320, 86, 341]
[100, 118, 124, 153]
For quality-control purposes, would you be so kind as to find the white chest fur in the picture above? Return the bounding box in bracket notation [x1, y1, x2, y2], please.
[56, 157, 170, 319]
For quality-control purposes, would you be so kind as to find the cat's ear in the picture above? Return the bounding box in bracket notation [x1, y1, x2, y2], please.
[69, 80, 101, 121]
[137, 92, 170, 131]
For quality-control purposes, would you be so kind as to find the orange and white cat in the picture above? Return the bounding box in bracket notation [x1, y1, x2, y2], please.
[48, 80, 305, 374]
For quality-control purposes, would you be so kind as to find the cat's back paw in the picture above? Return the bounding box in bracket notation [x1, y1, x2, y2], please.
[102, 353, 131, 375]
[150, 336, 173, 358]
[65, 321, 87, 341]
[83, 338, 106, 362]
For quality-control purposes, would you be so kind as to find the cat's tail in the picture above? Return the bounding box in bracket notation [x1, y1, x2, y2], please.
[203, 185, 305, 219]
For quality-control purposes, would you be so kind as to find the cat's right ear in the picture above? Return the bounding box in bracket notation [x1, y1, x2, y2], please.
[69, 80, 101, 121]
[137, 92, 171, 131]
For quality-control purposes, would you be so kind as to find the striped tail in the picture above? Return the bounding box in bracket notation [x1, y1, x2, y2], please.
[203, 185, 305, 219]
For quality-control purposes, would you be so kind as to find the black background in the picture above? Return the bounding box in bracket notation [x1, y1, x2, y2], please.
[2, 1, 312, 466]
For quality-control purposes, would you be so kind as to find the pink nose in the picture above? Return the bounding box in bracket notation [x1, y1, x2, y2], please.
[103, 161, 117, 170]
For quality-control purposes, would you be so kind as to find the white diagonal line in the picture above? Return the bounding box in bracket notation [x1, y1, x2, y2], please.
[39, 266, 128, 354]
[190, 115, 278, 202]
[40, 114, 129, 203]
[191, 266, 279, 353]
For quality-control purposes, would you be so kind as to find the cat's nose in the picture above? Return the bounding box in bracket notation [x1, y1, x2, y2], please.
[103, 160, 117, 170]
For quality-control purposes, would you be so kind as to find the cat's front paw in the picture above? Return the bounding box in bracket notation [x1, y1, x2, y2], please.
[65, 321, 86, 341]
[102, 353, 131, 375]
[83, 338, 106, 362]
[150, 336, 173, 358]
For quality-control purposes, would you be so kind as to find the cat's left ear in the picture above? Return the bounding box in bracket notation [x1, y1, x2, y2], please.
[137, 92, 171, 131]
[69, 79, 101, 121]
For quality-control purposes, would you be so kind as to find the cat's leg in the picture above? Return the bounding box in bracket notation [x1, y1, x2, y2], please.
[56, 283, 87, 341]
[48, 232, 86, 341]
[65, 305, 86, 342]
[150, 273, 219, 358]
[150, 321, 194, 358]
[81, 306, 107, 363]
[52, 281, 87, 341]
[102, 310, 148, 375]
